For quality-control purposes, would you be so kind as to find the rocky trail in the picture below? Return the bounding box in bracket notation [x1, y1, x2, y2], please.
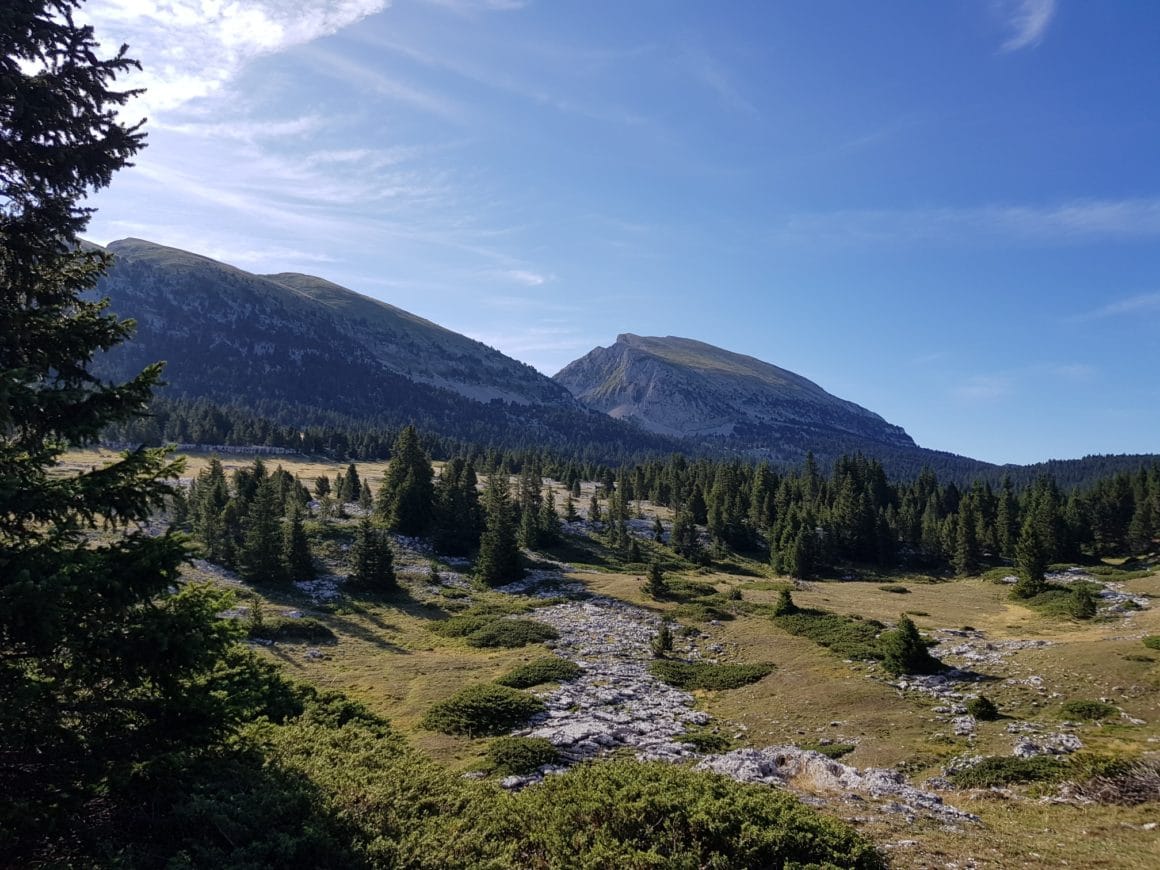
[495, 568, 979, 824]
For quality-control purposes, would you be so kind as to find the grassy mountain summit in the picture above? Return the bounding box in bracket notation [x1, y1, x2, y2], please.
[555, 333, 915, 462]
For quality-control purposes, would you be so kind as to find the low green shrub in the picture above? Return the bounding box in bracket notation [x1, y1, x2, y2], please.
[948, 756, 1068, 787]
[966, 695, 999, 721]
[495, 656, 582, 689]
[1060, 699, 1118, 721]
[505, 760, 885, 869]
[671, 601, 735, 623]
[420, 684, 545, 736]
[430, 613, 497, 638]
[773, 608, 884, 661]
[649, 660, 774, 691]
[250, 616, 336, 644]
[1142, 635, 1160, 651]
[878, 584, 910, 594]
[484, 736, 559, 776]
[465, 619, 559, 649]
[667, 578, 720, 600]
[1123, 653, 1155, 663]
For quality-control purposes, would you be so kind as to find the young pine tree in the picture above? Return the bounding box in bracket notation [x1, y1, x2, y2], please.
[881, 616, 942, 676]
[241, 479, 286, 585]
[476, 472, 523, 587]
[282, 503, 315, 582]
[643, 561, 669, 599]
[347, 517, 397, 592]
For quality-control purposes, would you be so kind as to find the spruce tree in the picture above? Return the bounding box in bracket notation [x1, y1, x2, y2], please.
[344, 462, 362, 503]
[347, 516, 396, 591]
[563, 492, 579, 522]
[1013, 513, 1048, 599]
[772, 588, 797, 617]
[651, 621, 673, 657]
[476, 471, 523, 587]
[0, 2, 261, 844]
[881, 616, 941, 676]
[671, 506, 705, 564]
[653, 515, 665, 542]
[1069, 586, 1097, 620]
[588, 493, 602, 525]
[282, 503, 315, 582]
[643, 561, 669, 599]
[538, 487, 562, 547]
[377, 425, 434, 536]
[240, 479, 286, 585]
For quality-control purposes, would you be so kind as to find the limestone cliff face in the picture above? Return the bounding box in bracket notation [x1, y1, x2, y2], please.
[554, 334, 915, 460]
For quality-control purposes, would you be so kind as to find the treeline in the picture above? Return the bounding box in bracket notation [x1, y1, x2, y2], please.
[107, 396, 1158, 491]
[594, 452, 1159, 579]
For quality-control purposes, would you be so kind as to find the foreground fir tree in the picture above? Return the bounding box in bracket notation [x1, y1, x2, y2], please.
[240, 477, 286, 584]
[1, 1, 275, 852]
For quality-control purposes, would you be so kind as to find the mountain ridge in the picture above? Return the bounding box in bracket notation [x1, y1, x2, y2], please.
[554, 333, 915, 462]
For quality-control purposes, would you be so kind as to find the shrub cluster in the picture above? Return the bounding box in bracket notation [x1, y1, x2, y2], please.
[495, 656, 582, 689]
[949, 756, 1068, 788]
[249, 616, 337, 644]
[966, 695, 999, 721]
[484, 736, 560, 776]
[1059, 699, 1118, 721]
[464, 619, 559, 649]
[878, 584, 910, 594]
[420, 684, 545, 736]
[773, 609, 885, 661]
[649, 660, 774, 691]
[1142, 635, 1160, 651]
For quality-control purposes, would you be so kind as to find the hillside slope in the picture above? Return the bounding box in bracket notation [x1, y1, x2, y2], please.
[555, 334, 918, 463]
[90, 239, 672, 455]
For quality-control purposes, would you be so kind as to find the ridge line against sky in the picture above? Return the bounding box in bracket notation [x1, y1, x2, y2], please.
[80, 0, 1158, 465]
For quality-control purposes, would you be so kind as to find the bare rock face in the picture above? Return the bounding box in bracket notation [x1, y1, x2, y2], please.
[554, 334, 916, 463]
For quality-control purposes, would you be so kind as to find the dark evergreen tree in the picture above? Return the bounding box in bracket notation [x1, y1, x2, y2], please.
[344, 462, 362, 502]
[1069, 586, 1097, 620]
[953, 498, 980, 575]
[653, 515, 665, 542]
[313, 474, 331, 499]
[282, 503, 315, 582]
[588, 493, 602, 525]
[347, 516, 396, 591]
[651, 621, 673, 657]
[1013, 512, 1048, 599]
[881, 616, 941, 676]
[432, 457, 483, 556]
[772, 588, 797, 617]
[0, 5, 265, 850]
[643, 561, 669, 599]
[377, 425, 434, 536]
[563, 492, 579, 522]
[538, 487, 562, 547]
[628, 537, 642, 563]
[670, 506, 705, 564]
[476, 471, 523, 586]
[240, 479, 286, 585]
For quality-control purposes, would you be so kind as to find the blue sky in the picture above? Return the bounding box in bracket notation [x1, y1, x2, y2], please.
[82, 0, 1160, 465]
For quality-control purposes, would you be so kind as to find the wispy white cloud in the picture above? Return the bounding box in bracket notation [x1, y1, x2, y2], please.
[1072, 291, 1160, 321]
[688, 51, 759, 119]
[955, 375, 1014, 402]
[79, 1, 393, 115]
[773, 198, 1160, 248]
[491, 269, 552, 287]
[998, 0, 1057, 52]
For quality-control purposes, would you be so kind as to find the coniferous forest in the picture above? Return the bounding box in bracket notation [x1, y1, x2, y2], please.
[4, 4, 1159, 869]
